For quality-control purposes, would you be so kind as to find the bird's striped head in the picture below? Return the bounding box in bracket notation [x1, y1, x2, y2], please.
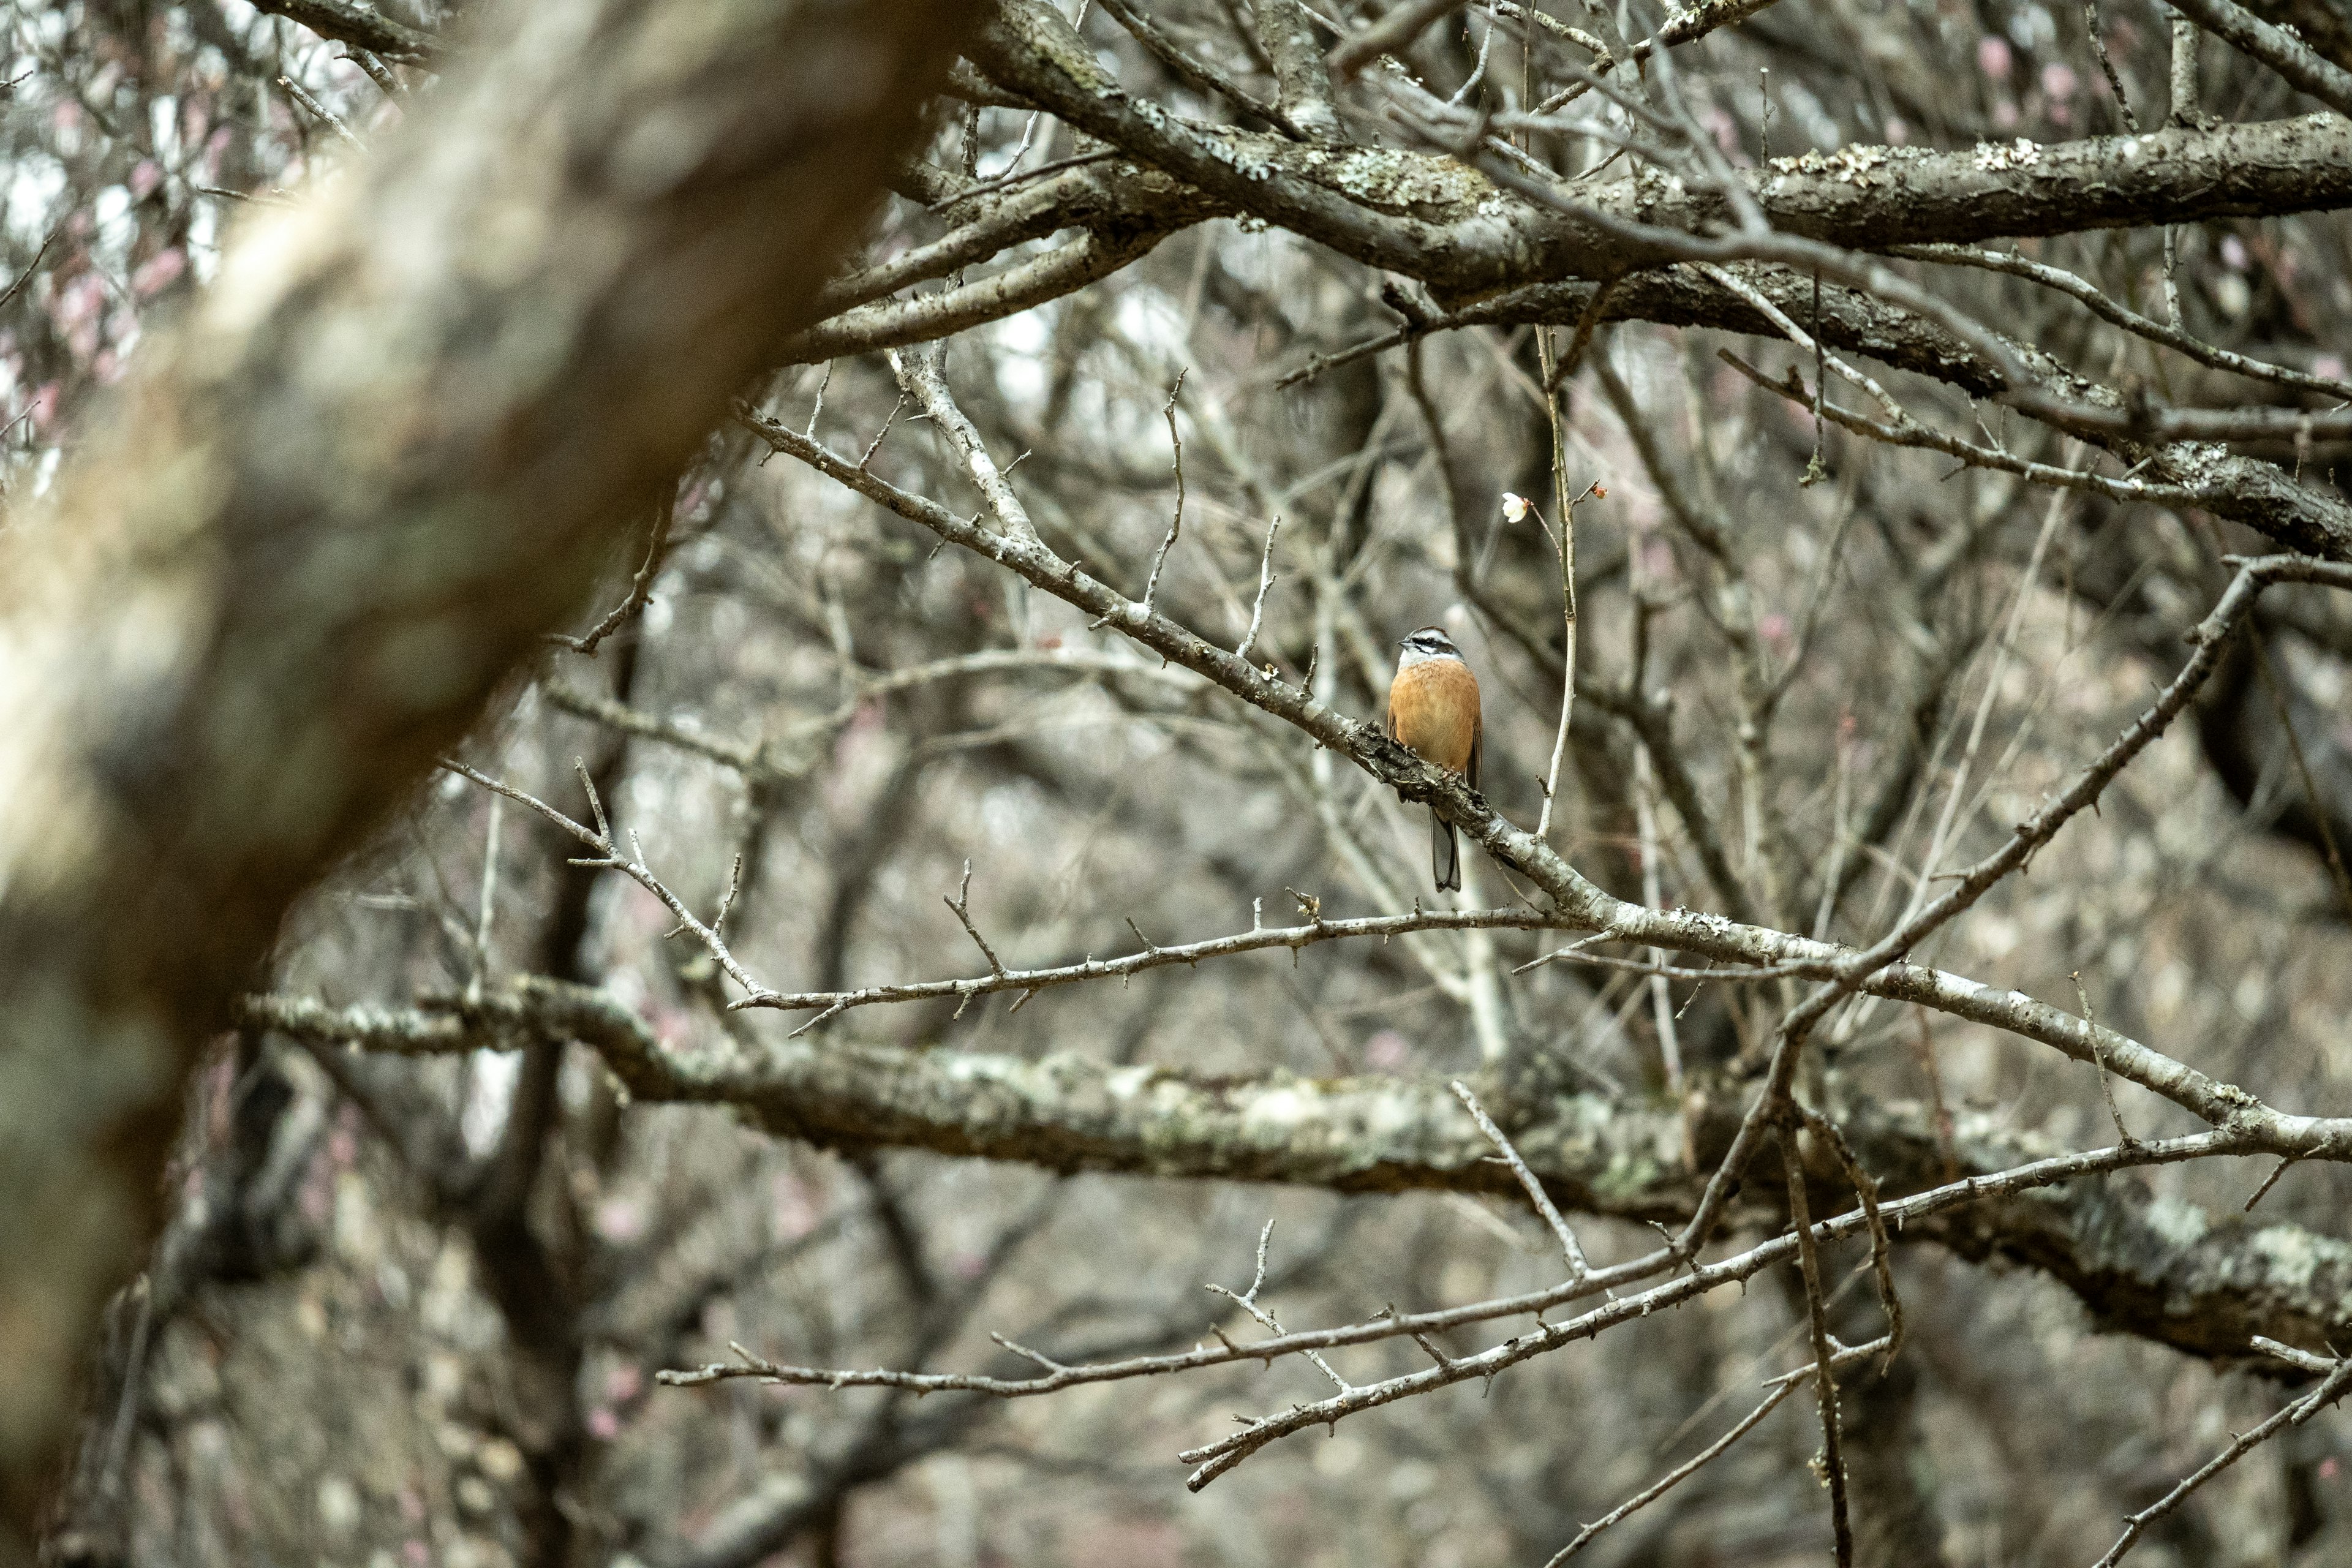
[1397, 625, 1463, 666]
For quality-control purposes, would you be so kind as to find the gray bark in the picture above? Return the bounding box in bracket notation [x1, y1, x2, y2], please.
[966, 0, 2352, 293]
[0, 0, 967, 1550]
[244, 981, 2352, 1372]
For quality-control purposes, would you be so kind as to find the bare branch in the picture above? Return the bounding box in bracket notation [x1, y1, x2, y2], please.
[1778, 1121, 1855, 1566]
[891, 344, 1041, 546]
[1542, 1381, 1801, 1563]
[2092, 1355, 2352, 1567]
[276, 74, 364, 150]
[2073, 971, 2139, 1147]
[1235, 514, 1283, 666]
[1890, 241, 2352, 403]
[943, 860, 1009, 978]
[1329, 0, 1468, 77]
[1449, 1080, 1591, 1277]
[1144, 371, 1189, 619]
[1255, 0, 1343, 138]
[1096, 0, 1295, 131]
[438, 760, 781, 1008]
[2169, 0, 2352, 116]
[247, 978, 2345, 1371]
[552, 494, 674, 655]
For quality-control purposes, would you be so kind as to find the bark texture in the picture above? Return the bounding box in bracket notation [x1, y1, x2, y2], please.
[243, 982, 2352, 1371]
[0, 0, 967, 1549]
[963, 0, 2352, 293]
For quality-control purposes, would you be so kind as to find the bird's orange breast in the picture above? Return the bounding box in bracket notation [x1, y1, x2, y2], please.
[1389, 658, 1480, 774]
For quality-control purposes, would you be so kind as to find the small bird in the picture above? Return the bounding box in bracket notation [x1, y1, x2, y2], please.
[1386, 625, 1482, 892]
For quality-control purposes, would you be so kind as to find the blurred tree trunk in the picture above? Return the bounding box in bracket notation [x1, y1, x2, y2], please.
[0, 0, 967, 1554]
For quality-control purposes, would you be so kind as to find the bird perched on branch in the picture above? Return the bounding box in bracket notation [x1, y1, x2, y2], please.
[1386, 625, 1482, 892]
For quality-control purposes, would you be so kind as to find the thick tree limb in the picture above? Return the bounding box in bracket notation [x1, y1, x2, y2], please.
[243, 981, 2352, 1368]
[1396, 266, 2352, 558]
[966, 5, 2352, 291]
[1257, 0, 1344, 138]
[0, 0, 965, 1547]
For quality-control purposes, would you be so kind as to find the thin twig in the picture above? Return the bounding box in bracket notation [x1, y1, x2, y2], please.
[2091, 1355, 2352, 1568]
[1531, 478, 1601, 840]
[1630, 741, 1684, 1091]
[0, 222, 62, 318]
[1451, 1080, 1590, 1276]
[1779, 1120, 1854, 1567]
[466, 792, 502, 1006]
[1207, 1221, 1351, 1390]
[1144, 371, 1189, 617]
[944, 859, 1008, 976]
[1236, 514, 1283, 666]
[2084, 0, 2139, 130]
[2073, 970, 2137, 1147]
[277, 74, 364, 149]
[552, 494, 674, 654]
[1797, 1107, 1902, 1369]
[1543, 1379, 1800, 1562]
[1891, 242, 2352, 404]
[1096, 0, 1298, 130]
[439, 759, 777, 1006]
[2244, 1154, 2298, 1212]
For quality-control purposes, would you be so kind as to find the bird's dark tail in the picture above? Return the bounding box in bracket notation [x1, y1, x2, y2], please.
[1431, 808, 1460, 892]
